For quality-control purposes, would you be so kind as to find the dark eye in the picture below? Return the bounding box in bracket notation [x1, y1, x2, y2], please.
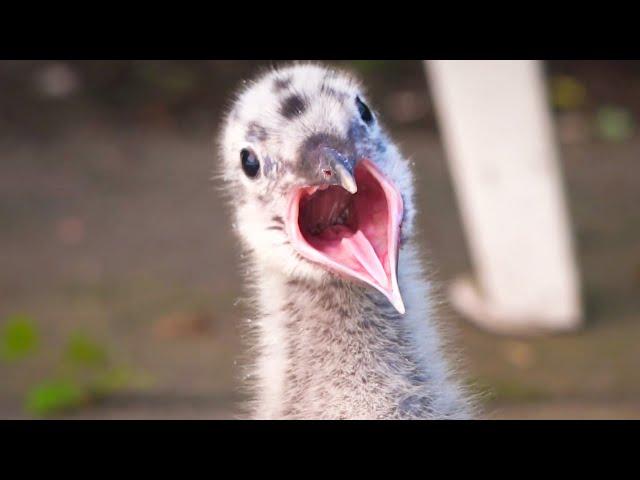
[356, 96, 374, 125]
[240, 148, 260, 178]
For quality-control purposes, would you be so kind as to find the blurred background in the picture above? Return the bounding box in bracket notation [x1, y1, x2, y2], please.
[0, 60, 638, 419]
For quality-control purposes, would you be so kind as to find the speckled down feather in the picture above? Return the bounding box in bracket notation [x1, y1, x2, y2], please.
[218, 63, 474, 419]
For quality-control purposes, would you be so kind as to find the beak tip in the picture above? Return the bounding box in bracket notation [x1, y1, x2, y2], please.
[388, 289, 406, 315]
[341, 174, 357, 194]
[332, 161, 358, 195]
[394, 301, 406, 315]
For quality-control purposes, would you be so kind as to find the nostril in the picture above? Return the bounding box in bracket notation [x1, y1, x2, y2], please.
[322, 169, 333, 178]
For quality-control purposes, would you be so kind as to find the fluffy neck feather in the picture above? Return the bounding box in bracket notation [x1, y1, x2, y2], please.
[247, 243, 472, 420]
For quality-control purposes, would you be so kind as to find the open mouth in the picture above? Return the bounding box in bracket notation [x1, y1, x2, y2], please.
[286, 159, 405, 314]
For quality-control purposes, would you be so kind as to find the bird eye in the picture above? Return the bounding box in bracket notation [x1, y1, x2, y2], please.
[240, 148, 260, 178]
[356, 96, 374, 125]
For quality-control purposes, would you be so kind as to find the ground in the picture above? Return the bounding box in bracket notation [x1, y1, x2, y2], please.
[0, 61, 638, 419]
[2, 125, 638, 419]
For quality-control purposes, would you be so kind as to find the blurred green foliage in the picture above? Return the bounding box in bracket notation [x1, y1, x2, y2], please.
[0, 314, 39, 361]
[93, 367, 153, 397]
[596, 105, 635, 142]
[1, 313, 150, 417]
[26, 379, 86, 416]
[468, 377, 551, 404]
[64, 333, 108, 368]
[551, 75, 587, 111]
[25, 367, 152, 417]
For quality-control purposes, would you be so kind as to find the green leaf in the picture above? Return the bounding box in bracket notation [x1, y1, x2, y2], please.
[25, 379, 87, 416]
[0, 314, 39, 361]
[64, 333, 108, 368]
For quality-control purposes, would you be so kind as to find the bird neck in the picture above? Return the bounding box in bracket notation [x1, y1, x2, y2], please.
[249, 252, 468, 419]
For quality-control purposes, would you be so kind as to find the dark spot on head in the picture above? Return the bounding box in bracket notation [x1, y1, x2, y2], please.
[323, 70, 339, 82]
[273, 76, 292, 92]
[280, 94, 307, 119]
[320, 83, 347, 102]
[246, 122, 268, 142]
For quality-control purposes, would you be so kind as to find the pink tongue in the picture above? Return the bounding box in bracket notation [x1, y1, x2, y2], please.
[341, 231, 388, 289]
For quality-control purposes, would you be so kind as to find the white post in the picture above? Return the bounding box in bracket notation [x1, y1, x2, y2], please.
[425, 60, 582, 335]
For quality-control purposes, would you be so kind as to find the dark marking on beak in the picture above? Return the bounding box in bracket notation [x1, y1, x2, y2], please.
[317, 147, 357, 193]
[299, 133, 357, 193]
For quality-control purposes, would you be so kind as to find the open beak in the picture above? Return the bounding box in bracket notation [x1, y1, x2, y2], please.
[286, 158, 405, 314]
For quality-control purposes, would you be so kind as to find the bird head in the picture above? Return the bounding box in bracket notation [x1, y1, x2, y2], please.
[219, 64, 414, 314]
